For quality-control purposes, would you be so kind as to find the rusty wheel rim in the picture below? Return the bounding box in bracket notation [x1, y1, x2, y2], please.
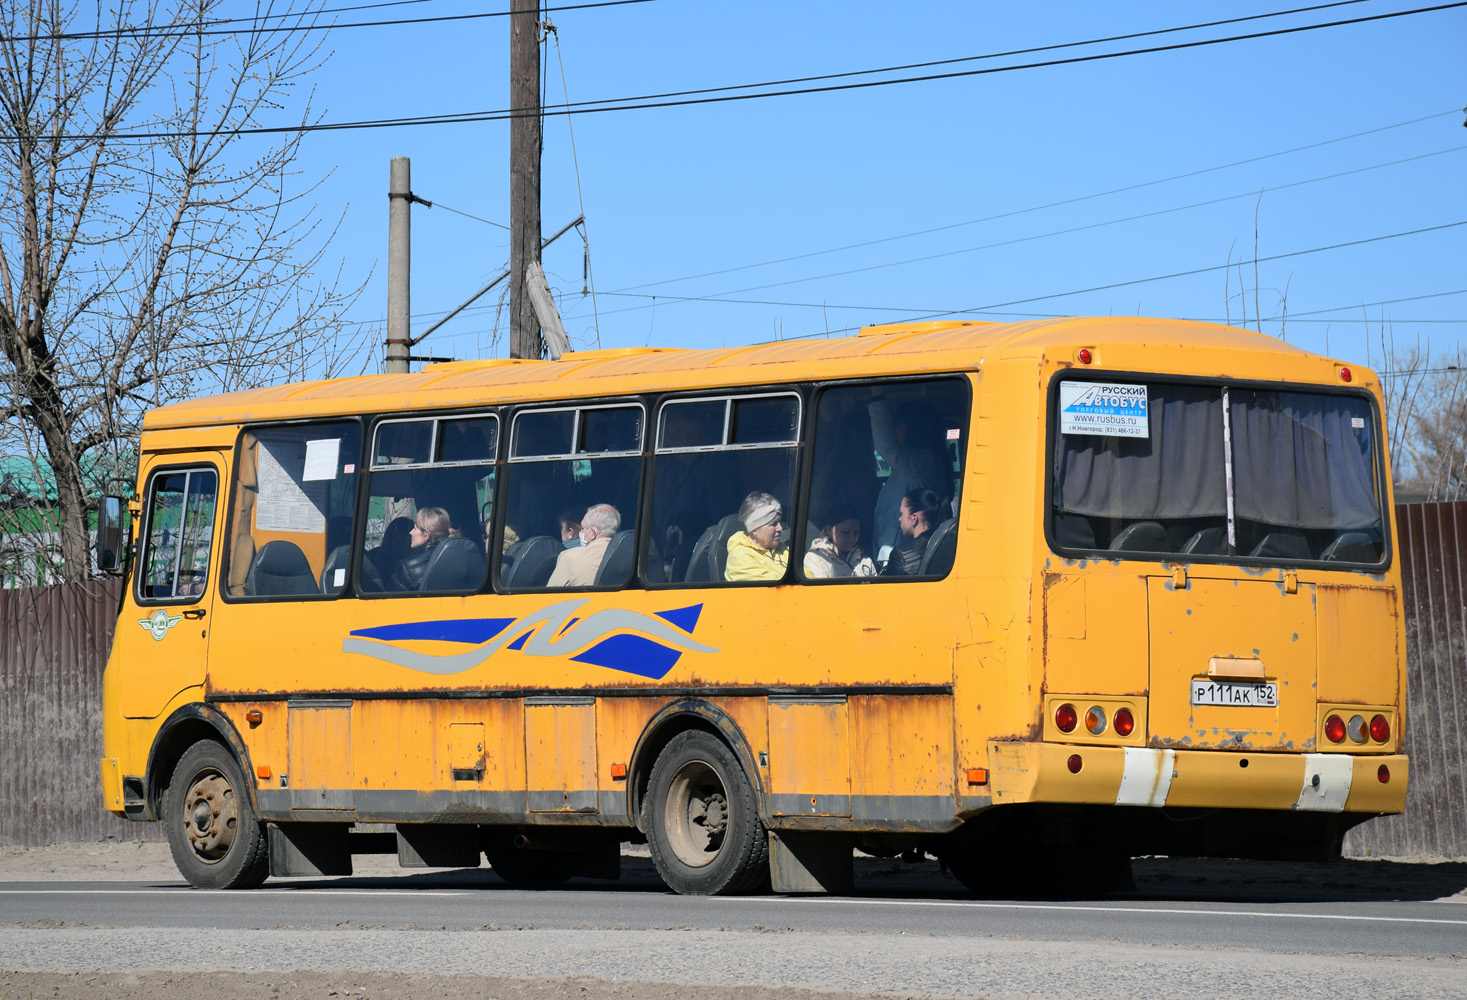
[662, 759, 729, 869]
[182, 768, 238, 864]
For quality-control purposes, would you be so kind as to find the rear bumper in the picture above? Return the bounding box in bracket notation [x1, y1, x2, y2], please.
[989, 741, 1407, 815]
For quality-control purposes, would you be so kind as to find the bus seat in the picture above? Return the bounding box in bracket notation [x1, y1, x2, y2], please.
[918, 518, 958, 576]
[1249, 532, 1313, 561]
[1180, 526, 1227, 555]
[423, 536, 486, 591]
[684, 513, 743, 583]
[245, 540, 317, 597]
[644, 536, 666, 585]
[1109, 520, 1170, 553]
[1052, 514, 1096, 550]
[1322, 531, 1378, 563]
[319, 544, 350, 594]
[501, 536, 559, 588]
[594, 530, 636, 586]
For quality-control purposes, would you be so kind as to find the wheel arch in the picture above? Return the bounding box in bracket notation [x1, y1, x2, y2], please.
[626, 698, 765, 830]
[146, 703, 257, 818]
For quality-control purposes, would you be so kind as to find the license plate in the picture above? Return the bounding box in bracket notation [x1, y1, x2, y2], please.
[1190, 679, 1278, 707]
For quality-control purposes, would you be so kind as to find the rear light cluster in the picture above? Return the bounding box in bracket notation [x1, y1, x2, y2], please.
[1324, 712, 1390, 745]
[1054, 703, 1135, 739]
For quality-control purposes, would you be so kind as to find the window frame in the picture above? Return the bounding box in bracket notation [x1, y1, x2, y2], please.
[355, 409, 502, 599]
[219, 417, 366, 604]
[134, 464, 220, 606]
[493, 399, 648, 594]
[641, 389, 806, 590]
[1042, 369, 1392, 571]
[793, 374, 973, 586]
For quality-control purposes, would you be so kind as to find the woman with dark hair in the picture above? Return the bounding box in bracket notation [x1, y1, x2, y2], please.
[803, 503, 876, 579]
[880, 488, 949, 577]
[390, 507, 456, 590]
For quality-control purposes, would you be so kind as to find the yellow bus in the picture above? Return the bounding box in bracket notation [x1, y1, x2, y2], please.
[98, 317, 1408, 894]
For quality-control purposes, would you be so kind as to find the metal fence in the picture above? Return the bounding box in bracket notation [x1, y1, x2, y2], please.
[1, 505, 1464, 853]
[0, 577, 164, 847]
[1344, 501, 1467, 858]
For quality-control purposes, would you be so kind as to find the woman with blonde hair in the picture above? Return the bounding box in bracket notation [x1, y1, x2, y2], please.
[390, 506, 456, 590]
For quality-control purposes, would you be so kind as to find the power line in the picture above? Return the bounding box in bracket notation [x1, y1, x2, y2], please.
[6, 0, 657, 44]
[584, 146, 1467, 316]
[615, 109, 1463, 294]
[923, 220, 1467, 320]
[85, 1, 1467, 140]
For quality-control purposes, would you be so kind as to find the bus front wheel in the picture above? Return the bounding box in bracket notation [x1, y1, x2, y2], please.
[163, 740, 269, 889]
[643, 730, 769, 895]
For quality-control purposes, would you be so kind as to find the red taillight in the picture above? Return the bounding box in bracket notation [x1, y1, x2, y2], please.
[1339, 366, 1352, 382]
[1055, 703, 1078, 733]
[1114, 708, 1135, 737]
[1377, 764, 1391, 784]
[1324, 714, 1346, 743]
[1078, 348, 1093, 364]
[1067, 754, 1083, 773]
[1369, 714, 1390, 743]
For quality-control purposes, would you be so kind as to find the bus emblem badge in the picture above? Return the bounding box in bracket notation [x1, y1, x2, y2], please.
[138, 609, 183, 641]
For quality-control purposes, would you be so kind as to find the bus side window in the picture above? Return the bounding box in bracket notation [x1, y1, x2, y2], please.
[224, 422, 362, 600]
[138, 468, 217, 602]
[358, 414, 497, 596]
[802, 378, 969, 581]
[647, 393, 800, 586]
[497, 404, 642, 591]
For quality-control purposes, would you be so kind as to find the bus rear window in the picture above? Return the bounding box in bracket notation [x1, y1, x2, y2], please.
[1052, 380, 1384, 565]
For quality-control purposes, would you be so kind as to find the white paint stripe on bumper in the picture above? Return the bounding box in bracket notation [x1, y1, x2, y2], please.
[1116, 747, 1177, 806]
[1295, 753, 1353, 812]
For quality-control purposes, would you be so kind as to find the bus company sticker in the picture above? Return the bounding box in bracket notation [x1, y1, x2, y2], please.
[1059, 382, 1149, 438]
[342, 599, 719, 680]
[138, 609, 183, 641]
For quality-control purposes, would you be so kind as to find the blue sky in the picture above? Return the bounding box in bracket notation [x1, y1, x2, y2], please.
[284, 0, 1467, 373]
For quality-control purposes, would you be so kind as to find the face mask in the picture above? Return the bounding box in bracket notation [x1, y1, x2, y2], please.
[579, 529, 592, 546]
[562, 538, 579, 550]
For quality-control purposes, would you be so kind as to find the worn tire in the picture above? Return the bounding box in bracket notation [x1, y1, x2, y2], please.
[163, 740, 269, 889]
[482, 831, 573, 887]
[644, 729, 769, 895]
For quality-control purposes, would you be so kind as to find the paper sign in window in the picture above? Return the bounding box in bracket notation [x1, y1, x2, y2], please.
[303, 438, 341, 481]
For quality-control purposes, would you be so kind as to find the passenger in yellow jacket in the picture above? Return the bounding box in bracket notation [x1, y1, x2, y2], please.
[725, 490, 789, 582]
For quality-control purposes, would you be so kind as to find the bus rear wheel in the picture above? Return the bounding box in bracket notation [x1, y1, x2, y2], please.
[163, 740, 269, 889]
[644, 730, 768, 895]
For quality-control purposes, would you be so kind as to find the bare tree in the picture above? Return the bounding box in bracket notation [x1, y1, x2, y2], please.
[1378, 325, 1467, 502]
[0, 0, 369, 582]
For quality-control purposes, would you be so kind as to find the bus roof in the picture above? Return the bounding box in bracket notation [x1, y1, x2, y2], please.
[142, 316, 1350, 431]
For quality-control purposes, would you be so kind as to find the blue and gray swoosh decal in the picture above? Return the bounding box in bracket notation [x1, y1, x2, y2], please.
[342, 600, 717, 679]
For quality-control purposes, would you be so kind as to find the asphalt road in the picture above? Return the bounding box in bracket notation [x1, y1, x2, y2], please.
[3, 856, 1465, 999]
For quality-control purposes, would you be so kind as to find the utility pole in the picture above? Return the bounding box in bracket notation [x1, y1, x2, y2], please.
[385, 156, 412, 374]
[508, 0, 542, 360]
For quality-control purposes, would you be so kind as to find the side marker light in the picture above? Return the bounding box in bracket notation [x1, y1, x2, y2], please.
[255, 764, 271, 780]
[1339, 366, 1353, 382]
[609, 763, 628, 780]
[1078, 348, 1093, 365]
[245, 709, 263, 726]
[966, 768, 989, 786]
[1067, 754, 1083, 774]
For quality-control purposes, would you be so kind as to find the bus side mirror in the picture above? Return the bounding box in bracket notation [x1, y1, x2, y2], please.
[96, 495, 131, 575]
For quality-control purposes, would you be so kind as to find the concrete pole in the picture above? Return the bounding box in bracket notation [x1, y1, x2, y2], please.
[508, 0, 542, 360]
[385, 156, 412, 374]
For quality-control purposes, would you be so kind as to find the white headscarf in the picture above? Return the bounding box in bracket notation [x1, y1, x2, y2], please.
[741, 500, 781, 533]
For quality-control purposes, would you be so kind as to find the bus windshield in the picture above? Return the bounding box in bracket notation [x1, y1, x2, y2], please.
[1052, 380, 1385, 565]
